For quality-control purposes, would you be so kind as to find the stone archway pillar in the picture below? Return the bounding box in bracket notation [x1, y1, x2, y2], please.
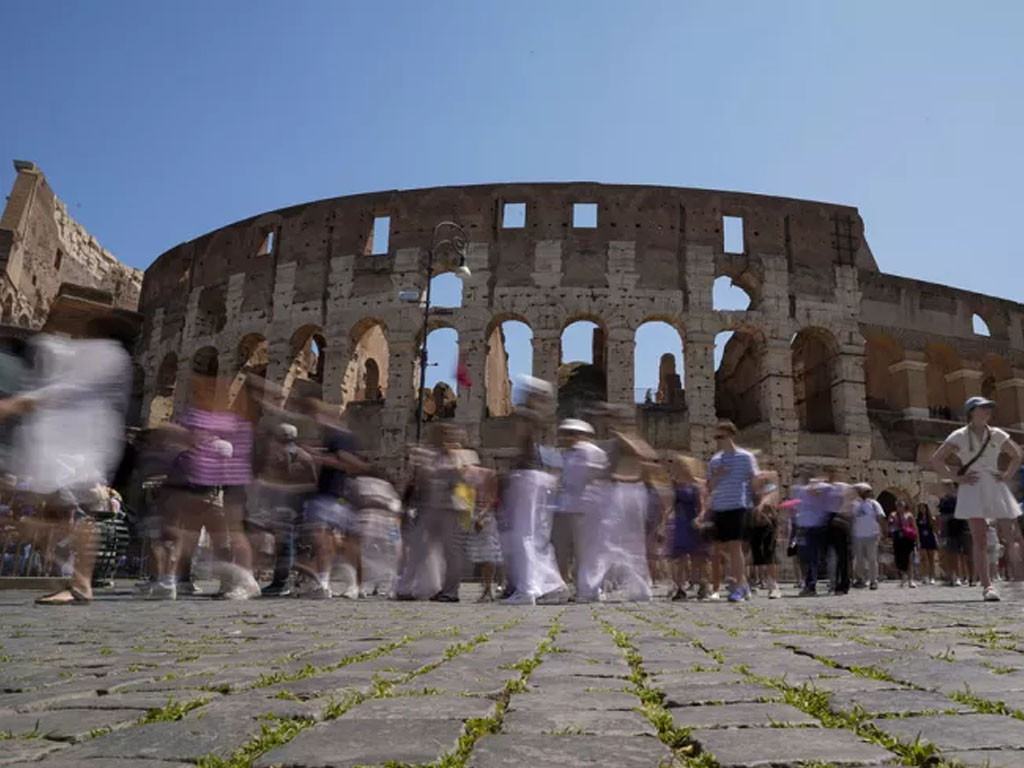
[605, 327, 635, 406]
[888, 352, 929, 418]
[996, 371, 1024, 430]
[684, 331, 716, 453]
[946, 364, 983, 420]
[531, 329, 560, 390]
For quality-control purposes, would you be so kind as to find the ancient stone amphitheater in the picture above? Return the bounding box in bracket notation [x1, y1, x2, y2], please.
[136, 183, 1024, 506]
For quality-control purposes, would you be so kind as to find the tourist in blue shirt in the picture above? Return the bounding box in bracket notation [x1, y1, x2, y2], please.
[706, 420, 759, 602]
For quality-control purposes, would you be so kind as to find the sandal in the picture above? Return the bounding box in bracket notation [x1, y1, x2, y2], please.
[35, 586, 93, 606]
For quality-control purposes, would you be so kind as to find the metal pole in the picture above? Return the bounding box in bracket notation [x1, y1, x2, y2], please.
[415, 244, 434, 443]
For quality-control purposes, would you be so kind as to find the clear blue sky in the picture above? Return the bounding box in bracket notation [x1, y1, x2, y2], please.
[3, 1, 1022, 397]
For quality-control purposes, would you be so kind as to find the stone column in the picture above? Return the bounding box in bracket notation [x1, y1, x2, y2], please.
[264, 338, 293, 406]
[831, 347, 868, 434]
[320, 336, 350, 408]
[605, 327, 635, 406]
[763, 337, 799, 468]
[384, 331, 418, 445]
[946, 364, 983, 420]
[455, 331, 487, 448]
[888, 353, 929, 418]
[995, 373, 1024, 430]
[532, 328, 560, 390]
[684, 331, 716, 454]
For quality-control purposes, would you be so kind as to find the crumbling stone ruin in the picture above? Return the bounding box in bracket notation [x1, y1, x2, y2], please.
[5, 166, 1023, 509]
[0, 161, 142, 330]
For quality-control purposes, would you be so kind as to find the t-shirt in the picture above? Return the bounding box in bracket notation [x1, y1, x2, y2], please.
[707, 447, 758, 511]
[792, 484, 831, 528]
[559, 440, 609, 514]
[852, 498, 885, 539]
[316, 426, 359, 498]
[943, 426, 1010, 474]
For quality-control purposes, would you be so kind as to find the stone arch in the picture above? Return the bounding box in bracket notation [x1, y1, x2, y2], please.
[863, 332, 905, 412]
[877, 487, 913, 515]
[418, 326, 459, 421]
[189, 345, 220, 408]
[924, 343, 960, 420]
[485, 314, 533, 418]
[792, 327, 840, 433]
[714, 324, 767, 429]
[982, 353, 1015, 426]
[148, 352, 178, 426]
[559, 316, 607, 419]
[427, 271, 463, 309]
[282, 324, 326, 405]
[229, 333, 268, 406]
[343, 318, 389, 405]
[634, 319, 684, 407]
[712, 275, 755, 311]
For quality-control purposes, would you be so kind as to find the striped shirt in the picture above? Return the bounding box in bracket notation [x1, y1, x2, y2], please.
[179, 408, 254, 487]
[707, 447, 758, 511]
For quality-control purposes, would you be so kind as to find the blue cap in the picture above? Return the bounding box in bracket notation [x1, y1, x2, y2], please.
[965, 396, 996, 415]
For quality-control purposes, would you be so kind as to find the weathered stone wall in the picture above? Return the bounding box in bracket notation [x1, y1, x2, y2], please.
[135, 182, 1024, 500]
[0, 161, 142, 328]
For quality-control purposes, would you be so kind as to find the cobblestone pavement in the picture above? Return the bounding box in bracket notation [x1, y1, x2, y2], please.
[2, 583, 1024, 767]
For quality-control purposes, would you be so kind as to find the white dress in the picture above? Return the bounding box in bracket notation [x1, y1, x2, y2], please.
[577, 480, 652, 602]
[499, 469, 565, 599]
[944, 426, 1021, 520]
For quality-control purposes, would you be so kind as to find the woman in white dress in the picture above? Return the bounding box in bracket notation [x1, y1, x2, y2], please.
[577, 431, 655, 603]
[931, 396, 1022, 601]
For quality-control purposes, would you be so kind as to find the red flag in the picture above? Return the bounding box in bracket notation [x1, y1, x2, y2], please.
[455, 354, 473, 388]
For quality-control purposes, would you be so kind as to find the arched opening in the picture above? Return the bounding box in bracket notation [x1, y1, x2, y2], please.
[792, 328, 839, 433]
[863, 333, 905, 412]
[342, 319, 389, 405]
[485, 318, 533, 417]
[282, 325, 326, 405]
[194, 285, 227, 337]
[558, 319, 607, 419]
[713, 276, 753, 311]
[229, 333, 268, 406]
[428, 272, 464, 309]
[924, 343, 959, 421]
[982, 353, 1014, 426]
[189, 346, 220, 407]
[714, 327, 765, 428]
[634, 321, 684, 407]
[415, 327, 459, 421]
[876, 488, 912, 516]
[972, 314, 991, 337]
[148, 352, 178, 426]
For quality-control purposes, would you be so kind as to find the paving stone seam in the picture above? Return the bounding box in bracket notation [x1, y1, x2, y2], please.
[188, 616, 527, 768]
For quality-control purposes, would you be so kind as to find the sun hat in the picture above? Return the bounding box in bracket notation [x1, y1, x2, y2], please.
[964, 396, 996, 415]
[558, 419, 594, 435]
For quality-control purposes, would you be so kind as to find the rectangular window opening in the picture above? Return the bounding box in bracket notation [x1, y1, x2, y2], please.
[572, 202, 598, 228]
[265, 231, 275, 254]
[371, 216, 391, 255]
[54, 248, 63, 271]
[723, 215, 744, 254]
[502, 202, 526, 229]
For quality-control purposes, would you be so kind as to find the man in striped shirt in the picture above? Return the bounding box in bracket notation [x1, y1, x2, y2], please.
[705, 420, 760, 602]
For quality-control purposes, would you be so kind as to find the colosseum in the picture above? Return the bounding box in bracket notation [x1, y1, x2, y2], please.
[4, 163, 1024, 508]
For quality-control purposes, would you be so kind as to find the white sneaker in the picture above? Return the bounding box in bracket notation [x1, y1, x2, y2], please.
[909, 580, 918, 589]
[983, 585, 1001, 602]
[501, 592, 536, 605]
[296, 581, 333, 600]
[768, 586, 782, 599]
[147, 582, 176, 600]
[708, 591, 721, 601]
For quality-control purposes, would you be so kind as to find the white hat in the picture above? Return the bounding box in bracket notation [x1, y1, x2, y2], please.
[517, 375, 554, 398]
[558, 418, 594, 435]
[276, 423, 298, 440]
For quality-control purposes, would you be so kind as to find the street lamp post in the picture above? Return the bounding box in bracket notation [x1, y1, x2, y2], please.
[408, 221, 471, 443]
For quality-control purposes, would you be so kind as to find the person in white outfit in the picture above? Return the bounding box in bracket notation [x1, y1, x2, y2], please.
[576, 431, 654, 603]
[553, 419, 608, 586]
[499, 419, 567, 606]
[851, 483, 886, 589]
[931, 396, 1023, 602]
